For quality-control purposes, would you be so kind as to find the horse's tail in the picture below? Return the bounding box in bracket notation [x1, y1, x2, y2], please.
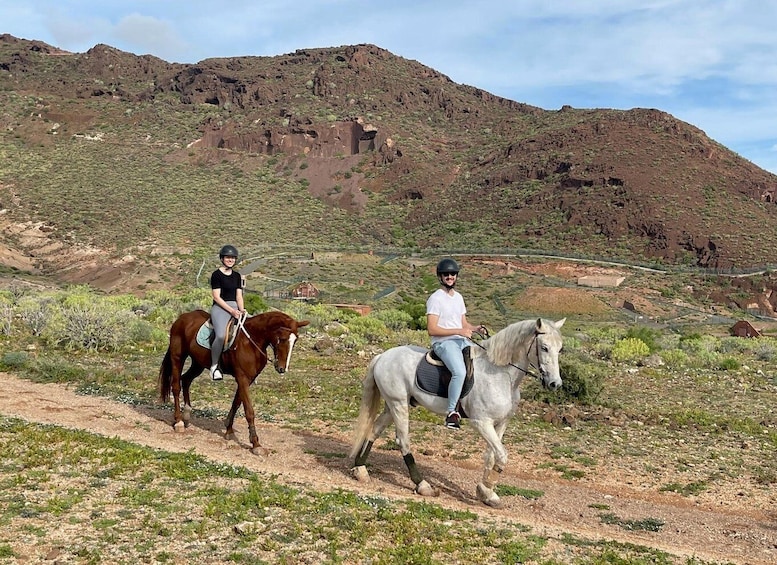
[349, 354, 384, 460]
[158, 348, 173, 403]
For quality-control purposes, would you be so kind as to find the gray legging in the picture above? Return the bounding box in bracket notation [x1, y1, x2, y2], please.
[210, 301, 237, 367]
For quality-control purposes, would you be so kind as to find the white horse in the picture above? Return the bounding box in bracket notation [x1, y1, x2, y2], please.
[350, 317, 565, 507]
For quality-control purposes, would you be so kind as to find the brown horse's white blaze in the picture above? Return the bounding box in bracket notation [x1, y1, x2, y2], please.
[158, 310, 309, 454]
[276, 331, 297, 373]
[350, 318, 565, 507]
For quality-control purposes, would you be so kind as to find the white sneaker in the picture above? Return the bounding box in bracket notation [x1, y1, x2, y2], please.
[210, 366, 223, 381]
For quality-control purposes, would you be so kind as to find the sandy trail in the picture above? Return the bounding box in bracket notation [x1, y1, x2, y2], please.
[1, 372, 775, 564]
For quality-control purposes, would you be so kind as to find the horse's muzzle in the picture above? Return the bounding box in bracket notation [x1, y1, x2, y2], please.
[275, 365, 286, 374]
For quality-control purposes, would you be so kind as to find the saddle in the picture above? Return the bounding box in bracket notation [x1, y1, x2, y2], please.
[414, 346, 474, 415]
[195, 317, 240, 351]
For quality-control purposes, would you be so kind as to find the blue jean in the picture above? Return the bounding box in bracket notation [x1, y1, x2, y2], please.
[432, 337, 470, 413]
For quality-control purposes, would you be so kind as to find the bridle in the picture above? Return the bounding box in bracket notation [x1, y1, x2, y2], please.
[470, 328, 545, 382]
[235, 313, 297, 364]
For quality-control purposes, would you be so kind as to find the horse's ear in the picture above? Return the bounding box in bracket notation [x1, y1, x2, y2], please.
[554, 318, 566, 329]
[297, 320, 310, 328]
[535, 318, 543, 331]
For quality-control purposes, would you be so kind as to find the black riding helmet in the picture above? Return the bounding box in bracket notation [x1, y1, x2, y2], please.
[219, 244, 239, 259]
[436, 258, 460, 276]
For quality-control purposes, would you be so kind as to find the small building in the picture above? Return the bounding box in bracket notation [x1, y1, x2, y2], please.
[331, 304, 372, 316]
[730, 320, 762, 338]
[291, 281, 320, 300]
[577, 275, 625, 288]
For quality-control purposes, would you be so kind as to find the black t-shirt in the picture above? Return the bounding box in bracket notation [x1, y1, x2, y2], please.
[210, 269, 242, 302]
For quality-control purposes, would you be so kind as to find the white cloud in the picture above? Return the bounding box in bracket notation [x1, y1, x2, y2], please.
[113, 14, 188, 61]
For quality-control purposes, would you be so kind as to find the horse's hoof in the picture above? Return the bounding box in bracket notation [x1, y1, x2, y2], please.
[415, 480, 439, 497]
[173, 421, 185, 433]
[351, 465, 370, 483]
[250, 446, 269, 457]
[476, 483, 502, 508]
[224, 431, 237, 441]
[483, 496, 503, 508]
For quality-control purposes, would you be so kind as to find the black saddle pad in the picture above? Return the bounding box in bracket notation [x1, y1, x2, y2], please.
[415, 355, 474, 399]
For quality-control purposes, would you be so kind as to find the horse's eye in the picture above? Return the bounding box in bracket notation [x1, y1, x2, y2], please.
[541, 345, 549, 352]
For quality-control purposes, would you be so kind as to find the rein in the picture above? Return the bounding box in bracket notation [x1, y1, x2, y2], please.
[471, 328, 544, 381]
[235, 313, 267, 359]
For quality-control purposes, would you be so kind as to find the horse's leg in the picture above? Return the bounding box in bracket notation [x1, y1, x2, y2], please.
[231, 375, 267, 456]
[224, 388, 242, 442]
[470, 419, 509, 508]
[180, 362, 203, 428]
[353, 407, 394, 466]
[169, 351, 186, 432]
[390, 401, 438, 497]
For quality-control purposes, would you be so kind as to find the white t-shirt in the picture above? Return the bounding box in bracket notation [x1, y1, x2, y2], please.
[426, 288, 467, 345]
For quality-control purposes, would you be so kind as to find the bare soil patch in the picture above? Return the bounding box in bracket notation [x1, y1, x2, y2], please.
[1, 372, 775, 564]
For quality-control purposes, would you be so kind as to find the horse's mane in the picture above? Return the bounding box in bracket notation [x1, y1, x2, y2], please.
[482, 319, 539, 366]
[245, 310, 293, 328]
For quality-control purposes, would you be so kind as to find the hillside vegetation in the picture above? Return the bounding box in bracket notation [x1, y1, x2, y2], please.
[2, 34, 777, 294]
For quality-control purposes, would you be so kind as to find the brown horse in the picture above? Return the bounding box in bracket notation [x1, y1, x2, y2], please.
[158, 309, 309, 454]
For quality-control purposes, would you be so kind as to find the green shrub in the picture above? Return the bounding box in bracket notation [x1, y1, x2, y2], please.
[307, 303, 357, 327]
[624, 326, 661, 352]
[42, 304, 134, 351]
[397, 301, 427, 330]
[278, 300, 315, 324]
[29, 355, 87, 383]
[243, 293, 268, 314]
[0, 351, 30, 370]
[659, 348, 689, 369]
[0, 304, 11, 336]
[17, 297, 52, 336]
[341, 332, 368, 351]
[718, 357, 741, 371]
[691, 349, 722, 369]
[583, 325, 621, 359]
[678, 335, 719, 364]
[144, 289, 182, 307]
[717, 337, 749, 354]
[527, 353, 605, 405]
[610, 338, 650, 364]
[371, 309, 413, 331]
[127, 318, 158, 345]
[56, 285, 99, 308]
[754, 341, 777, 361]
[179, 287, 211, 311]
[558, 355, 606, 404]
[106, 294, 143, 310]
[144, 305, 180, 326]
[346, 316, 389, 344]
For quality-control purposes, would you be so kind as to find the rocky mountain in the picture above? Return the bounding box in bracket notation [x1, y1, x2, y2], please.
[2, 33, 777, 282]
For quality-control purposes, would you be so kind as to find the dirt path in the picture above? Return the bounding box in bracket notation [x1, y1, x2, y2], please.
[1, 372, 775, 564]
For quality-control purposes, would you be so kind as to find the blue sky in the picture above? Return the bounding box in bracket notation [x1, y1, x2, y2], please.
[3, 0, 777, 174]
